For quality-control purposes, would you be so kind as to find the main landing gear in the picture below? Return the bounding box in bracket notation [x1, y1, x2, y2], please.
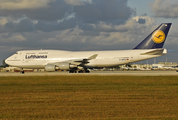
[69, 69, 90, 73]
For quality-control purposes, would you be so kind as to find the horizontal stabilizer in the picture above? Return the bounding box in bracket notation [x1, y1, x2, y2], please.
[140, 49, 164, 55]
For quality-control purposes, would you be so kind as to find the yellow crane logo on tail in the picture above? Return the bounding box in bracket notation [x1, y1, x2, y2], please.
[152, 30, 165, 44]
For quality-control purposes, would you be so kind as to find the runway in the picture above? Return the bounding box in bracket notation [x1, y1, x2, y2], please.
[0, 70, 178, 76]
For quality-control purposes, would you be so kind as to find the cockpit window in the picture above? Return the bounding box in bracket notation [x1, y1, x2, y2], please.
[15, 52, 18, 54]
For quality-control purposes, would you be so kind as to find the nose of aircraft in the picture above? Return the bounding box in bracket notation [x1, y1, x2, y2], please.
[5, 58, 10, 65]
[5, 54, 20, 66]
[5, 55, 14, 66]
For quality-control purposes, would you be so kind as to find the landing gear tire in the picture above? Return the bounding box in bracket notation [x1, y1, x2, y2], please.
[85, 70, 90, 73]
[69, 68, 90, 73]
[69, 70, 78, 73]
[78, 70, 84, 73]
[69, 70, 74, 73]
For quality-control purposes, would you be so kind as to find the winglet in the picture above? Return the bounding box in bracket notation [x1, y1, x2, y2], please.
[88, 54, 98, 60]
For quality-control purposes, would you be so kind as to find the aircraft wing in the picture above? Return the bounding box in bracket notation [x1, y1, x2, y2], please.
[48, 54, 98, 66]
[74, 54, 98, 64]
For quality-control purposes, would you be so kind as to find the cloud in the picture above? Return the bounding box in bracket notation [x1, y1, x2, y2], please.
[0, 33, 27, 42]
[151, 0, 178, 18]
[3, 18, 34, 33]
[78, 16, 155, 34]
[0, 0, 136, 33]
[0, 0, 55, 10]
[38, 16, 157, 47]
[0, 17, 8, 25]
[64, 0, 92, 6]
[0, 17, 78, 33]
[138, 18, 146, 24]
[132, 16, 155, 25]
[0, 46, 26, 52]
[35, 18, 77, 32]
[74, 0, 134, 23]
[0, 0, 70, 21]
[0, 15, 157, 48]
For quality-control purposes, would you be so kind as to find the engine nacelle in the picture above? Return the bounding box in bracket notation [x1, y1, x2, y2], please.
[59, 62, 70, 70]
[45, 64, 55, 72]
[45, 63, 77, 72]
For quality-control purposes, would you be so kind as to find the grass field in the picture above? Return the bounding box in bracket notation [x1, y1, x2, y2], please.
[0, 76, 178, 119]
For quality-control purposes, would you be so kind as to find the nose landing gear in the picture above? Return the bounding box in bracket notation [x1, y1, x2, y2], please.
[20, 68, 25, 74]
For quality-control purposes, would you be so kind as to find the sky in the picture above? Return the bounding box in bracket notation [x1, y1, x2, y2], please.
[0, 0, 178, 64]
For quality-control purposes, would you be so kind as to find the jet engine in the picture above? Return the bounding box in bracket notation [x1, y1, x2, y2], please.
[45, 62, 77, 72]
[45, 64, 56, 72]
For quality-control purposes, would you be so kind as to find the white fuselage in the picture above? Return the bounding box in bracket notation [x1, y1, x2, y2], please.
[5, 49, 167, 69]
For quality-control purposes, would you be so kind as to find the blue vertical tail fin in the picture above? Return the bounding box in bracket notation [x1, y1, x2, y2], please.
[133, 23, 172, 49]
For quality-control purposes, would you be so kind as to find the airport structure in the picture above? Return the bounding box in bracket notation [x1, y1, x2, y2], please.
[120, 62, 178, 71]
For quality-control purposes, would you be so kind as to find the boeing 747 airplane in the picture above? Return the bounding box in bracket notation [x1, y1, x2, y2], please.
[5, 23, 172, 73]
